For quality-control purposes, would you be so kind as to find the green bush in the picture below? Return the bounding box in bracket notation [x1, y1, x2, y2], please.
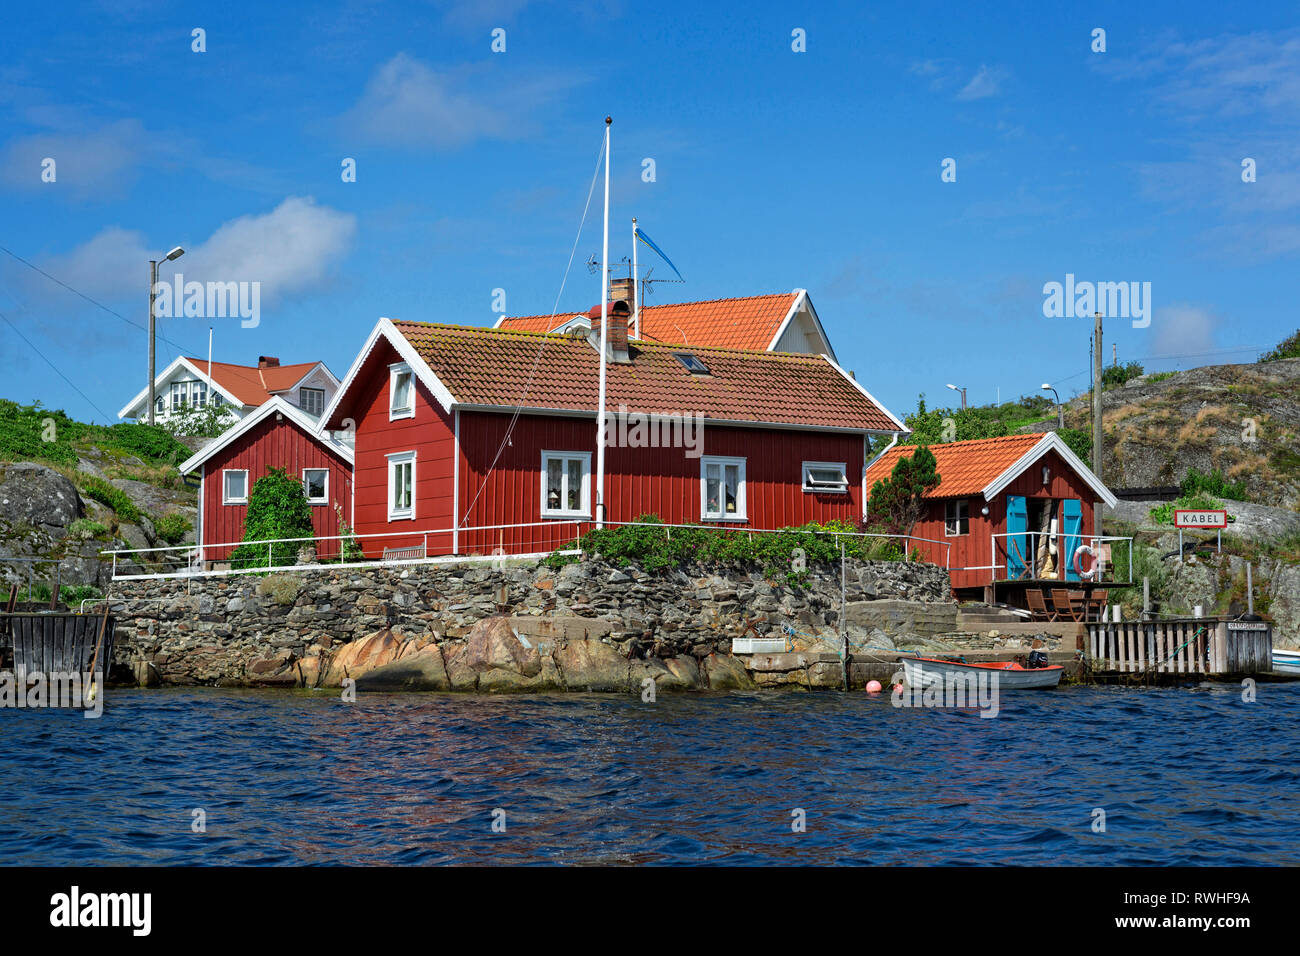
[1147, 371, 1176, 384]
[102, 423, 192, 463]
[75, 474, 141, 523]
[154, 512, 192, 545]
[1180, 467, 1247, 501]
[1260, 330, 1300, 363]
[67, 518, 109, 539]
[1101, 361, 1144, 389]
[28, 583, 103, 606]
[865, 445, 940, 536]
[1058, 427, 1092, 469]
[229, 468, 315, 569]
[545, 514, 913, 582]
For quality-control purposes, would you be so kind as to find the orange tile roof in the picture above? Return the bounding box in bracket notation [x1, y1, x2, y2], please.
[496, 293, 800, 351]
[390, 322, 898, 431]
[864, 434, 1047, 499]
[184, 357, 323, 407]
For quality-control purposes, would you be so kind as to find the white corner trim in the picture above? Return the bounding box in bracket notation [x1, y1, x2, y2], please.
[177, 395, 353, 474]
[819, 353, 909, 432]
[980, 432, 1117, 508]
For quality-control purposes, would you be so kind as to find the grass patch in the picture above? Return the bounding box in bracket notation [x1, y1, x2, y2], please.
[74, 474, 142, 524]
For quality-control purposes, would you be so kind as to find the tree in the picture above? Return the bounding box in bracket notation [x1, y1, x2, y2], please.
[865, 445, 941, 536]
[1260, 329, 1300, 363]
[229, 468, 315, 569]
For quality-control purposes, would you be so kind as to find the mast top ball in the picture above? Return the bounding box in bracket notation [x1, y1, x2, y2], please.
[605, 116, 612, 125]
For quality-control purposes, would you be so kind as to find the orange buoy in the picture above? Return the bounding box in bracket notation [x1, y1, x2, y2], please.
[866, 679, 882, 694]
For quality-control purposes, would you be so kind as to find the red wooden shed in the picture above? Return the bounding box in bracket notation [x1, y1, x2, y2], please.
[320, 313, 906, 559]
[863, 432, 1118, 601]
[179, 396, 355, 562]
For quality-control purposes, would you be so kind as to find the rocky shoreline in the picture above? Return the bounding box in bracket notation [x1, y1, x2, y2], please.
[103, 557, 959, 691]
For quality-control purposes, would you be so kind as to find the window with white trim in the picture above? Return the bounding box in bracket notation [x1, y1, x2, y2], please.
[169, 379, 207, 411]
[387, 451, 415, 520]
[303, 468, 328, 505]
[299, 387, 324, 417]
[802, 460, 848, 494]
[389, 363, 414, 420]
[223, 469, 248, 504]
[945, 499, 969, 536]
[541, 451, 591, 517]
[701, 456, 746, 520]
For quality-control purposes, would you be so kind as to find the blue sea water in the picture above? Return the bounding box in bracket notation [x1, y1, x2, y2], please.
[1, 683, 1297, 865]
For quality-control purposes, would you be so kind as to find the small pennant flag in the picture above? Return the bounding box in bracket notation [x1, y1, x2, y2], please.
[634, 225, 683, 280]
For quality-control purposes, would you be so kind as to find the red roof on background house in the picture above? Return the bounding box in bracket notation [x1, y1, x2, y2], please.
[182, 357, 324, 406]
[495, 293, 801, 351]
[377, 321, 900, 431]
[864, 434, 1048, 499]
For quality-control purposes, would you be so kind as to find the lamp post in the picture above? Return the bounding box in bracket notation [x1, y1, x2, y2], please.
[945, 382, 967, 411]
[1041, 383, 1063, 430]
[148, 246, 185, 425]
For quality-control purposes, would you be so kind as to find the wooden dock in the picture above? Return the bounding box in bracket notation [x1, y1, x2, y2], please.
[1, 611, 115, 706]
[1086, 618, 1273, 679]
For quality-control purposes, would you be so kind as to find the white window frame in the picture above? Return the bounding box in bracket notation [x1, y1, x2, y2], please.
[222, 469, 249, 505]
[802, 460, 849, 494]
[387, 451, 416, 521]
[302, 467, 329, 506]
[700, 455, 747, 521]
[389, 363, 415, 421]
[540, 450, 592, 519]
[299, 387, 324, 416]
[945, 499, 969, 537]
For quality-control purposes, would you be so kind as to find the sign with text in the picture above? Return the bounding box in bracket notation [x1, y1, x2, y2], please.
[1174, 509, 1228, 529]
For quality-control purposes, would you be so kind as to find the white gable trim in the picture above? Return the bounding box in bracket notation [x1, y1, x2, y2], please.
[318, 317, 459, 434]
[117, 356, 246, 420]
[980, 432, 1117, 508]
[274, 361, 341, 395]
[767, 289, 838, 361]
[818, 353, 908, 432]
[178, 396, 353, 474]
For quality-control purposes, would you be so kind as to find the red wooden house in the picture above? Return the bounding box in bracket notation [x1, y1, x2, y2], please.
[863, 432, 1117, 602]
[319, 306, 905, 559]
[179, 396, 355, 562]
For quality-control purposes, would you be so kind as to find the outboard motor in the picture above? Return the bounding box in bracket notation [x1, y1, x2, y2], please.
[1027, 649, 1050, 669]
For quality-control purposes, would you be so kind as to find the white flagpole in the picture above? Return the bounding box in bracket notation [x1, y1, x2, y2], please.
[631, 217, 639, 339]
[595, 116, 611, 529]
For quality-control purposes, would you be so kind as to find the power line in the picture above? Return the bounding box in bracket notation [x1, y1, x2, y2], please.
[0, 307, 115, 421]
[0, 242, 201, 356]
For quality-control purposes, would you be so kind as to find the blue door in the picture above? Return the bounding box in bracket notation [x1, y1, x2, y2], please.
[1061, 498, 1083, 581]
[1006, 495, 1027, 578]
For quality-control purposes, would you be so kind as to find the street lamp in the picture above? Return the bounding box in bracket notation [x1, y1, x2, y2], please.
[1041, 383, 1063, 430]
[148, 246, 185, 425]
[945, 383, 967, 411]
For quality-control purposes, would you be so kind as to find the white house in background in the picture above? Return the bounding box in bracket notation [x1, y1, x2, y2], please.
[117, 355, 341, 425]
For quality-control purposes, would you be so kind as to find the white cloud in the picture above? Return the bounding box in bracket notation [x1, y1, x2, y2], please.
[957, 65, 1006, 101]
[29, 197, 356, 308]
[338, 53, 581, 149]
[1152, 304, 1217, 357]
[0, 119, 146, 197]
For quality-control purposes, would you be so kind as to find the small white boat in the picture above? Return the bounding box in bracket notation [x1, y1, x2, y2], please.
[1272, 648, 1300, 676]
[901, 655, 1064, 690]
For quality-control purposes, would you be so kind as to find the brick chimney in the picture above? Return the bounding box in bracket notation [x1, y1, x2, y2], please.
[586, 301, 633, 363]
[258, 356, 280, 368]
[608, 277, 635, 308]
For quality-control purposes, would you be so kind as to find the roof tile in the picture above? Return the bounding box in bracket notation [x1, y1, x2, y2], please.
[864, 434, 1047, 499]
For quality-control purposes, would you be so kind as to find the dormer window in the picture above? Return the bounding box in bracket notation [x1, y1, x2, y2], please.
[389, 363, 414, 420]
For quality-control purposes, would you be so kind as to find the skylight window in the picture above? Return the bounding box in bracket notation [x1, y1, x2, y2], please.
[674, 352, 710, 375]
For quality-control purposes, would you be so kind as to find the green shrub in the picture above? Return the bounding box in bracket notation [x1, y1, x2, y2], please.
[545, 514, 915, 582]
[67, 518, 109, 540]
[1058, 427, 1092, 468]
[866, 445, 940, 536]
[1147, 371, 1176, 384]
[28, 583, 102, 606]
[1102, 361, 1144, 389]
[1180, 467, 1247, 501]
[154, 512, 192, 544]
[75, 474, 141, 523]
[1260, 330, 1300, 363]
[229, 468, 315, 569]
[102, 423, 192, 463]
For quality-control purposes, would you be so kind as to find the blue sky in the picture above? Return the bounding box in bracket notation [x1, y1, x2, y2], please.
[2, 0, 1298, 424]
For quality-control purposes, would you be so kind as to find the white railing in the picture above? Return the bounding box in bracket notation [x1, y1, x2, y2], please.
[101, 518, 952, 581]
[988, 531, 1132, 584]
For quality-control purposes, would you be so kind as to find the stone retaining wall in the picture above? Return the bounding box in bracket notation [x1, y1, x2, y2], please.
[105, 557, 954, 691]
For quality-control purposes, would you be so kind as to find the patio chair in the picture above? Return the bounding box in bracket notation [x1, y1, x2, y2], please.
[1087, 592, 1107, 622]
[1050, 589, 1081, 622]
[1025, 588, 1057, 622]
